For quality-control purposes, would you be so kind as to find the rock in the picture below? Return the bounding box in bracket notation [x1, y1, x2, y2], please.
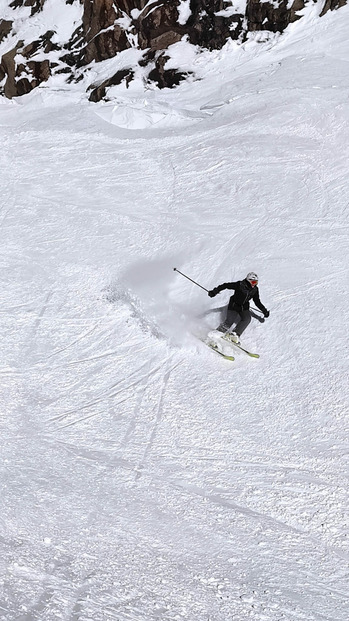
[9, 0, 46, 17]
[136, 1, 185, 50]
[0, 20, 13, 44]
[147, 52, 188, 89]
[246, 0, 305, 33]
[1, 44, 21, 98]
[82, 0, 130, 64]
[89, 68, 134, 102]
[320, 0, 347, 14]
[0, 0, 347, 98]
[1, 31, 60, 98]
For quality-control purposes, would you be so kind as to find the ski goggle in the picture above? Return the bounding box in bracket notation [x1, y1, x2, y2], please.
[249, 280, 258, 286]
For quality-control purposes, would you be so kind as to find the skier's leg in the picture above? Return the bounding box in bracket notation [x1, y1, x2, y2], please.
[234, 310, 251, 336]
[217, 309, 240, 332]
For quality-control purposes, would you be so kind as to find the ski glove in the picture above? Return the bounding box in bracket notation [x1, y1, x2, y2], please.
[264, 310, 270, 318]
[208, 288, 219, 298]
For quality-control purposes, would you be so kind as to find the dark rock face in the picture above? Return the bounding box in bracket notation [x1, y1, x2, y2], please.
[88, 68, 134, 101]
[9, 0, 45, 14]
[83, 0, 130, 64]
[185, 0, 241, 48]
[0, 20, 13, 44]
[246, 0, 306, 32]
[0, 0, 347, 100]
[320, 0, 347, 14]
[147, 51, 187, 89]
[136, 1, 185, 50]
[1, 30, 60, 98]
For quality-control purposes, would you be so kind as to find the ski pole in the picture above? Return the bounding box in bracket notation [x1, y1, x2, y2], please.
[251, 306, 264, 315]
[173, 268, 209, 293]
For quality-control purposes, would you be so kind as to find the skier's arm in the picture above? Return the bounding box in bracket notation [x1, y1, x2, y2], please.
[252, 289, 269, 317]
[208, 282, 237, 298]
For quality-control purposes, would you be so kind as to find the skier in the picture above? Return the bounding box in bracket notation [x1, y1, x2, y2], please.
[208, 272, 269, 344]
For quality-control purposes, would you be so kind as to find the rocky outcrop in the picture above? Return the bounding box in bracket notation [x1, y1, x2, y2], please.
[0, 19, 13, 43]
[0, 0, 347, 100]
[82, 0, 130, 64]
[88, 68, 134, 101]
[9, 0, 45, 14]
[246, 0, 306, 32]
[1, 31, 61, 98]
[320, 0, 347, 14]
[136, 1, 185, 50]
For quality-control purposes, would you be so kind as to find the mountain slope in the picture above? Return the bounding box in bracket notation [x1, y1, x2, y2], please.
[1, 5, 349, 621]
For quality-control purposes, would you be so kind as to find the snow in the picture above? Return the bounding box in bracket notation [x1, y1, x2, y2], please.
[164, 37, 201, 73]
[177, 0, 192, 25]
[0, 0, 82, 49]
[1, 4, 349, 621]
[215, 0, 247, 17]
[94, 99, 209, 130]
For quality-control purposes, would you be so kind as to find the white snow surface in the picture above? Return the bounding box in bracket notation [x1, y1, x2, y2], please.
[177, 0, 192, 25]
[1, 6, 349, 621]
[215, 0, 247, 17]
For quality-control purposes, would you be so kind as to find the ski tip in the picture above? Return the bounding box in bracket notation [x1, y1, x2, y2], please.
[205, 341, 235, 361]
[245, 351, 260, 358]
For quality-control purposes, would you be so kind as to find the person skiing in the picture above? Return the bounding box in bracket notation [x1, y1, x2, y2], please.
[208, 272, 269, 343]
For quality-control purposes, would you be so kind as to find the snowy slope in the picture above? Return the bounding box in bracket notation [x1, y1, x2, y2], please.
[1, 5, 349, 621]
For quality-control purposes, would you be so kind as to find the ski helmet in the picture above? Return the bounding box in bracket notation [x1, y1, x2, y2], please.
[246, 272, 258, 284]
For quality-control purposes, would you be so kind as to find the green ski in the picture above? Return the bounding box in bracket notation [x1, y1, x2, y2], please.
[222, 335, 259, 358]
[205, 340, 235, 361]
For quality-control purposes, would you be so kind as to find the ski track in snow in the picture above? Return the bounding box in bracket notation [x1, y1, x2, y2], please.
[1, 5, 349, 621]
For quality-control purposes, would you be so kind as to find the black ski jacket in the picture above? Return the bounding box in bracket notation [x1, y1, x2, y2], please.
[211, 279, 268, 314]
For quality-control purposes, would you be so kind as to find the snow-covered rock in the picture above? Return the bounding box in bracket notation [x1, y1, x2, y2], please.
[0, 0, 347, 99]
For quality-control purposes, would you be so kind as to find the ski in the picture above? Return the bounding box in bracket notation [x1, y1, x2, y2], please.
[204, 340, 235, 361]
[222, 335, 260, 358]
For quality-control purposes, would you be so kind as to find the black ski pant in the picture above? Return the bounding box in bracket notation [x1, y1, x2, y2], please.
[218, 308, 251, 336]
